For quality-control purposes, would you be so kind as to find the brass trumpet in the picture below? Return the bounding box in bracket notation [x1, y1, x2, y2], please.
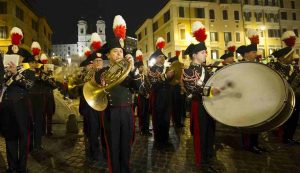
[83, 59, 132, 111]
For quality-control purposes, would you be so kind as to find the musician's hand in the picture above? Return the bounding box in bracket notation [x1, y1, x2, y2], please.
[166, 70, 174, 78]
[211, 87, 221, 96]
[7, 61, 17, 74]
[125, 54, 135, 71]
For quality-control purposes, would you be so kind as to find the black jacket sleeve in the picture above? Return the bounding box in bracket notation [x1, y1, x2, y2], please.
[0, 55, 4, 84]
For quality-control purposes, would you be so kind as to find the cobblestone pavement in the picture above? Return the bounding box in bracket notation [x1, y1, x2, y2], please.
[0, 95, 299, 173]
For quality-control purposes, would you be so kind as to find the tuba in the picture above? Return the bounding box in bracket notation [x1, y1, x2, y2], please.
[83, 59, 132, 111]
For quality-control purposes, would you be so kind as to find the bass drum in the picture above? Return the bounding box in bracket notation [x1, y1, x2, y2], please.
[203, 62, 295, 133]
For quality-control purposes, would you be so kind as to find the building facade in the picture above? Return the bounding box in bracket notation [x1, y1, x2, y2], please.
[0, 0, 53, 54]
[52, 44, 77, 57]
[124, 36, 138, 54]
[135, 0, 300, 65]
[52, 17, 106, 57]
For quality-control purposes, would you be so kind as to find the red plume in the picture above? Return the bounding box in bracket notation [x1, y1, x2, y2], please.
[11, 33, 23, 45]
[41, 59, 48, 64]
[176, 50, 181, 57]
[136, 55, 143, 62]
[156, 42, 165, 49]
[114, 25, 126, 40]
[249, 35, 259, 45]
[32, 48, 40, 56]
[91, 41, 101, 51]
[84, 51, 91, 57]
[228, 46, 236, 53]
[193, 28, 207, 42]
[283, 37, 296, 47]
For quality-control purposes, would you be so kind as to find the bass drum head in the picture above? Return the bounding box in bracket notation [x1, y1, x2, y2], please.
[203, 62, 288, 128]
[242, 85, 295, 132]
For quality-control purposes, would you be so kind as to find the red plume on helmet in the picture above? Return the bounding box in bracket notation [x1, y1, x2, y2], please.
[227, 41, 236, 53]
[113, 15, 126, 40]
[10, 27, 23, 46]
[31, 41, 41, 56]
[90, 33, 102, 51]
[40, 53, 48, 64]
[83, 47, 91, 57]
[247, 29, 260, 45]
[282, 31, 297, 47]
[192, 21, 207, 42]
[156, 37, 166, 49]
[135, 50, 143, 61]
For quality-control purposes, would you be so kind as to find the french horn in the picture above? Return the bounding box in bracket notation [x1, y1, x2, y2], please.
[83, 59, 132, 111]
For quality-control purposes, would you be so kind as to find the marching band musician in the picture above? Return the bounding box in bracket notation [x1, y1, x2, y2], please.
[39, 53, 57, 137]
[270, 31, 300, 145]
[238, 29, 267, 154]
[181, 21, 220, 172]
[0, 27, 35, 173]
[148, 37, 174, 144]
[219, 41, 236, 66]
[135, 50, 152, 136]
[28, 42, 47, 152]
[95, 15, 141, 173]
[169, 50, 186, 128]
[81, 33, 107, 163]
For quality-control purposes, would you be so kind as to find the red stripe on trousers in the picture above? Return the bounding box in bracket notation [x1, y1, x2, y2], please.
[149, 91, 157, 140]
[101, 113, 113, 173]
[191, 99, 202, 168]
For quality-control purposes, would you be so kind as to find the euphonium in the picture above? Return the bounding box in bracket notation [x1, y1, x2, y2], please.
[83, 59, 132, 111]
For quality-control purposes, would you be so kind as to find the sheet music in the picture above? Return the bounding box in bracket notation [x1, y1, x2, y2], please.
[3, 54, 19, 67]
[44, 64, 54, 71]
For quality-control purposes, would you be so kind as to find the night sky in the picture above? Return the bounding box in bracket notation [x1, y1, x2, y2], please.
[30, 0, 169, 44]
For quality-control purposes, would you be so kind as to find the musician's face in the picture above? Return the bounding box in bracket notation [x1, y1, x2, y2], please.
[245, 51, 257, 62]
[138, 66, 144, 73]
[108, 48, 123, 63]
[193, 50, 207, 64]
[93, 58, 103, 69]
[86, 63, 93, 70]
[19, 56, 24, 64]
[224, 57, 234, 64]
[156, 55, 165, 65]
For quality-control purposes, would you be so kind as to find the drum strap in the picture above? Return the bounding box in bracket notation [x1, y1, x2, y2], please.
[196, 67, 205, 86]
[200, 67, 205, 82]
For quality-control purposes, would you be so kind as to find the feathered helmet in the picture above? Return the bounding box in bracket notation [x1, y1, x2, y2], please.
[135, 49, 144, 68]
[247, 29, 260, 45]
[10, 27, 23, 46]
[83, 47, 91, 57]
[9, 27, 23, 54]
[156, 37, 166, 50]
[101, 15, 127, 54]
[90, 33, 102, 51]
[227, 41, 236, 53]
[184, 21, 207, 57]
[246, 29, 259, 53]
[31, 41, 41, 56]
[40, 53, 48, 64]
[220, 41, 236, 60]
[192, 21, 207, 43]
[135, 49, 143, 62]
[282, 31, 297, 47]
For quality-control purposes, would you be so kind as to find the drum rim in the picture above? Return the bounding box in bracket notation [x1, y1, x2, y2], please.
[203, 61, 289, 128]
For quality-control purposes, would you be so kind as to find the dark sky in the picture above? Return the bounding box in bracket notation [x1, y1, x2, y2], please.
[29, 0, 169, 44]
